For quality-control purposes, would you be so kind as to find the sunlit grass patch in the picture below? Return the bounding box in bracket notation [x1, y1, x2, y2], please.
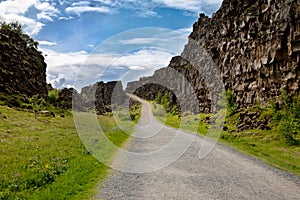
[0, 105, 138, 199]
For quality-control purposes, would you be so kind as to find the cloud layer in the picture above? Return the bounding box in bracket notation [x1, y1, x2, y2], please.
[43, 27, 188, 89]
[0, 0, 58, 35]
[0, 0, 222, 35]
[43, 46, 176, 89]
[0, 0, 222, 89]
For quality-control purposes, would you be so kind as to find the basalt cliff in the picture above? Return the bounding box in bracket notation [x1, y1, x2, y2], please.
[0, 23, 48, 99]
[127, 0, 300, 115]
[79, 81, 127, 115]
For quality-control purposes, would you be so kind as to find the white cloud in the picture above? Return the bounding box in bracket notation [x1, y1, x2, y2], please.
[0, 0, 222, 37]
[58, 16, 74, 20]
[36, 2, 59, 21]
[42, 48, 89, 68]
[94, 0, 115, 6]
[71, 1, 90, 6]
[112, 49, 173, 68]
[66, 6, 112, 15]
[42, 26, 190, 89]
[50, 76, 66, 88]
[39, 40, 58, 46]
[37, 13, 53, 21]
[128, 66, 147, 70]
[157, 0, 222, 12]
[42, 46, 174, 89]
[158, 0, 202, 12]
[120, 37, 167, 45]
[0, 0, 59, 35]
[0, 0, 35, 14]
[0, 13, 44, 35]
[177, 27, 193, 35]
[138, 10, 158, 18]
[94, 0, 222, 17]
[35, 2, 58, 14]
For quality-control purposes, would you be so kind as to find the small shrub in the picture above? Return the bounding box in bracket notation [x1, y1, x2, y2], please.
[155, 92, 162, 104]
[29, 95, 45, 119]
[275, 90, 299, 145]
[226, 90, 238, 116]
[170, 104, 179, 115]
[161, 93, 169, 110]
[47, 89, 59, 104]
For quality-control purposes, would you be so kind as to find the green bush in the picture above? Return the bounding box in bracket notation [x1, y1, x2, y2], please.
[161, 93, 169, 110]
[129, 103, 141, 123]
[29, 95, 46, 119]
[226, 90, 238, 116]
[155, 92, 162, 104]
[275, 90, 299, 145]
[171, 104, 179, 115]
[155, 92, 171, 113]
[47, 89, 59, 104]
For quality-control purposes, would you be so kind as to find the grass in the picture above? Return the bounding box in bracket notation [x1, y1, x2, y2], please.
[219, 128, 300, 176]
[0, 105, 137, 199]
[153, 105, 300, 177]
[156, 113, 210, 134]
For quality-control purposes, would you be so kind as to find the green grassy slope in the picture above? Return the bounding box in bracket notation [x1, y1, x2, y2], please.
[0, 106, 135, 199]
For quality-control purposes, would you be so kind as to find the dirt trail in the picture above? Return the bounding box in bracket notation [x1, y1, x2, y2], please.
[94, 96, 300, 200]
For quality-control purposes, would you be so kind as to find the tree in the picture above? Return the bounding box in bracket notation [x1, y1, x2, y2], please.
[47, 89, 59, 104]
[0, 22, 39, 50]
[161, 93, 169, 110]
[226, 90, 238, 116]
[277, 90, 299, 145]
[156, 92, 162, 104]
[0, 22, 22, 34]
[29, 95, 45, 119]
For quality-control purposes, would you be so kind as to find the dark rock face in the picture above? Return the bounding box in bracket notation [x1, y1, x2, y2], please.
[57, 88, 82, 110]
[127, 0, 300, 115]
[238, 111, 271, 132]
[0, 25, 48, 98]
[188, 0, 300, 107]
[126, 56, 211, 113]
[129, 83, 179, 112]
[81, 81, 127, 115]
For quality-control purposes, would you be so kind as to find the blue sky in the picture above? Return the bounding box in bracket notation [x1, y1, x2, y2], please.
[0, 0, 222, 89]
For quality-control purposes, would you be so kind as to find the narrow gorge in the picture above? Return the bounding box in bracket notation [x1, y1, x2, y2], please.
[127, 0, 300, 120]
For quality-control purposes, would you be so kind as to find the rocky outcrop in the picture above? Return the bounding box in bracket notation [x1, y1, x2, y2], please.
[126, 56, 211, 113]
[57, 88, 81, 110]
[49, 81, 127, 114]
[238, 111, 272, 131]
[188, 0, 300, 107]
[0, 23, 48, 98]
[81, 81, 128, 115]
[127, 0, 300, 118]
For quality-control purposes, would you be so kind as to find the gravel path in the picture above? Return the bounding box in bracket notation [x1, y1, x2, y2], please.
[94, 96, 300, 200]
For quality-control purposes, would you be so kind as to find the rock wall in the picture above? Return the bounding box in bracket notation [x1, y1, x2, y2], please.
[0, 24, 48, 98]
[126, 56, 211, 113]
[127, 0, 300, 113]
[57, 88, 82, 110]
[188, 0, 300, 107]
[81, 81, 127, 114]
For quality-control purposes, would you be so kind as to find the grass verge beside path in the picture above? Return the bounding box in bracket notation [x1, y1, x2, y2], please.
[155, 113, 300, 177]
[0, 106, 136, 199]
